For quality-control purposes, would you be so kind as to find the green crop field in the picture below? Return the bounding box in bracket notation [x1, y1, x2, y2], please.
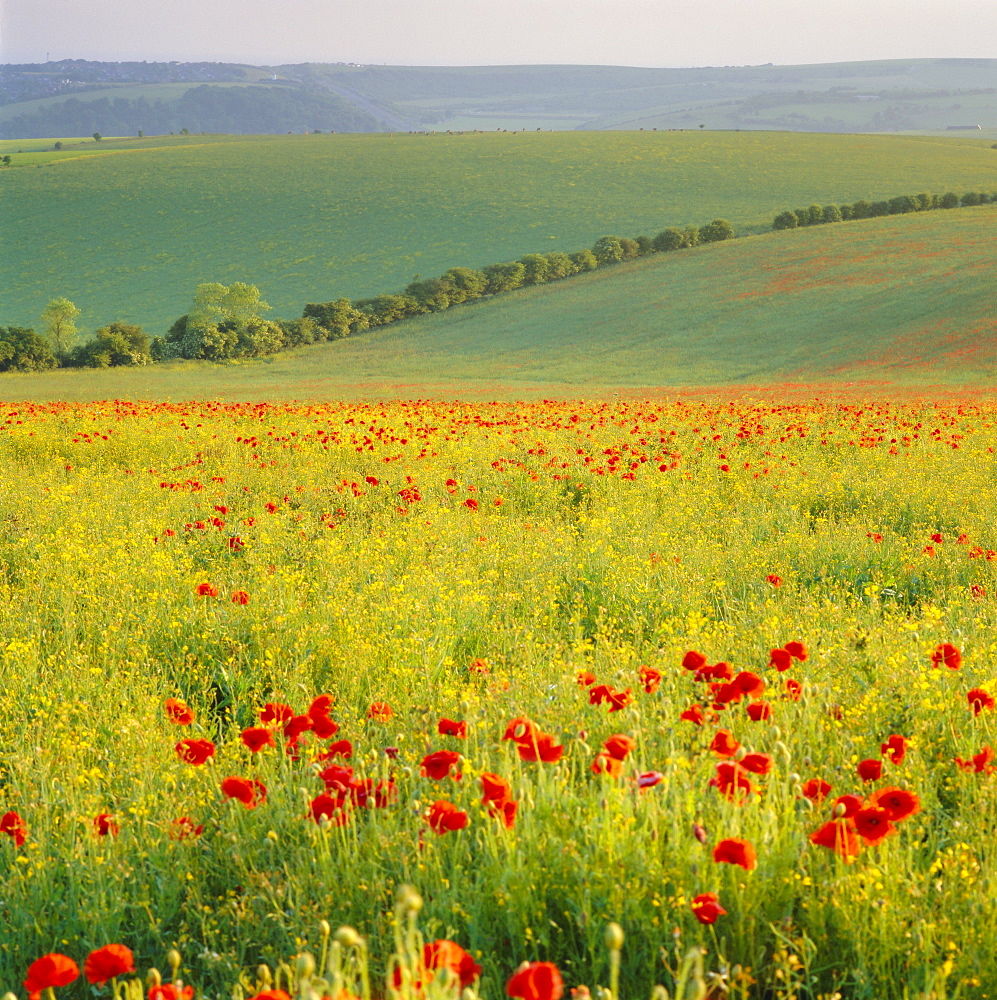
[3, 130, 996, 336]
[4, 204, 995, 402]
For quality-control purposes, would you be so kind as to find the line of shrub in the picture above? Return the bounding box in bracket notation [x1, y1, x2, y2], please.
[773, 189, 997, 230]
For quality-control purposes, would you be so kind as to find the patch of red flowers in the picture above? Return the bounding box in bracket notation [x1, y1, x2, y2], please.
[175, 738, 215, 765]
[426, 799, 469, 834]
[506, 962, 563, 1000]
[24, 953, 80, 1000]
[84, 944, 135, 985]
[164, 698, 194, 725]
[712, 837, 756, 870]
[930, 643, 962, 670]
[221, 776, 267, 808]
[1, 809, 27, 847]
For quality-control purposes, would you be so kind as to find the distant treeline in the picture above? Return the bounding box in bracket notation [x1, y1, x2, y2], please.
[1, 190, 994, 373]
[772, 189, 996, 229]
[0, 84, 384, 140]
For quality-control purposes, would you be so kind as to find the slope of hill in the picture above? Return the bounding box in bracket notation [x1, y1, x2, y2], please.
[3, 205, 994, 401]
[3, 129, 995, 334]
[2, 58, 996, 137]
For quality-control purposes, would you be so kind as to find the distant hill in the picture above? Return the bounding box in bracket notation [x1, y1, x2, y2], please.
[2, 57, 996, 138]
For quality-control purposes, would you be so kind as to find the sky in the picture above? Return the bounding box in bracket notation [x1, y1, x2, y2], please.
[1, 0, 995, 68]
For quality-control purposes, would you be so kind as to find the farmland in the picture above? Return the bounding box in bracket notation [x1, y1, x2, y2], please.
[1, 397, 997, 998]
[3, 129, 996, 333]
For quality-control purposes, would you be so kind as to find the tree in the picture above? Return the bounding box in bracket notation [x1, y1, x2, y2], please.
[518, 254, 552, 285]
[40, 297, 81, 355]
[191, 281, 270, 327]
[442, 267, 487, 303]
[699, 219, 735, 243]
[93, 132, 102, 142]
[569, 249, 598, 272]
[301, 299, 369, 338]
[772, 211, 799, 231]
[65, 321, 152, 368]
[0, 326, 58, 371]
[939, 192, 960, 209]
[482, 261, 526, 294]
[544, 251, 577, 280]
[821, 205, 843, 224]
[591, 236, 624, 265]
[1, 155, 11, 167]
[653, 227, 690, 251]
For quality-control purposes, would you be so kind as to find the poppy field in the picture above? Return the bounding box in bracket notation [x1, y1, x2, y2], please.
[2, 395, 997, 999]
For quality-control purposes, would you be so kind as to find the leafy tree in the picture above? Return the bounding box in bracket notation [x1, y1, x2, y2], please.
[518, 254, 552, 285]
[839, 204, 854, 220]
[939, 192, 960, 209]
[568, 249, 598, 272]
[441, 268, 487, 303]
[354, 294, 419, 327]
[235, 319, 283, 358]
[618, 238, 641, 260]
[822, 205, 843, 223]
[772, 211, 799, 230]
[634, 236, 655, 256]
[1, 155, 11, 167]
[699, 218, 735, 243]
[544, 251, 577, 280]
[591, 236, 624, 265]
[653, 227, 691, 251]
[66, 321, 152, 368]
[93, 132, 102, 142]
[850, 199, 873, 219]
[191, 281, 270, 327]
[868, 201, 889, 217]
[0, 326, 58, 371]
[960, 191, 982, 206]
[404, 278, 452, 313]
[275, 317, 321, 347]
[40, 297, 81, 355]
[888, 194, 918, 214]
[302, 299, 369, 338]
[482, 261, 526, 294]
[683, 225, 700, 247]
[915, 192, 936, 211]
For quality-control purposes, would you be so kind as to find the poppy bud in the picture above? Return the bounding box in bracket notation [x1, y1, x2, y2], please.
[775, 741, 790, 763]
[605, 922, 624, 951]
[434, 967, 457, 991]
[693, 823, 708, 844]
[800, 796, 813, 812]
[397, 884, 423, 913]
[335, 926, 361, 948]
[146, 969, 162, 988]
[769, 725, 781, 740]
[257, 965, 272, 987]
[651, 988, 669, 1000]
[733, 746, 747, 762]
[296, 953, 316, 979]
[319, 920, 331, 939]
[267, 830, 278, 842]
[832, 802, 847, 819]
[166, 951, 182, 976]
[462, 991, 476, 1000]
[788, 772, 800, 783]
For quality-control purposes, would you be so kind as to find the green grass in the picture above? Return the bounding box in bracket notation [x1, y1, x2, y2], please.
[3, 130, 996, 337]
[4, 205, 995, 402]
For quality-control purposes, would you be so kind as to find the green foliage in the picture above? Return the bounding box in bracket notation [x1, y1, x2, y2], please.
[652, 227, 692, 250]
[518, 254, 552, 286]
[699, 218, 735, 243]
[821, 204, 843, 223]
[569, 249, 598, 272]
[302, 299, 370, 339]
[773, 210, 799, 230]
[40, 296, 81, 355]
[191, 281, 270, 327]
[543, 251, 578, 280]
[66, 321, 152, 368]
[442, 267, 488, 303]
[482, 261, 526, 294]
[0, 326, 58, 371]
[591, 236, 624, 265]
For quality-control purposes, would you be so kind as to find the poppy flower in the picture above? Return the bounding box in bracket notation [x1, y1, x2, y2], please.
[438, 718, 468, 738]
[421, 750, 462, 780]
[746, 701, 772, 722]
[799, 778, 831, 803]
[506, 962, 564, 1000]
[680, 704, 705, 726]
[93, 813, 119, 836]
[967, 688, 994, 715]
[310, 792, 348, 824]
[766, 574, 782, 588]
[784, 679, 802, 701]
[481, 772, 513, 805]
[931, 643, 962, 670]
[195, 582, 218, 597]
[317, 739, 354, 760]
[681, 650, 708, 671]
[422, 940, 482, 988]
[698, 661, 733, 682]
[164, 698, 194, 725]
[426, 800, 469, 834]
[603, 734, 636, 761]
[588, 685, 632, 711]
[784, 641, 808, 661]
[740, 753, 773, 776]
[169, 816, 203, 840]
[809, 819, 861, 862]
[517, 732, 564, 763]
[231, 590, 250, 605]
[710, 682, 742, 706]
[221, 776, 266, 808]
[881, 735, 908, 765]
[0, 810, 27, 846]
[637, 771, 664, 789]
[309, 693, 335, 718]
[368, 701, 394, 721]
[259, 702, 294, 725]
[732, 671, 765, 698]
[833, 794, 864, 818]
[930, 532, 944, 544]
[709, 762, 754, 803]
[24, 954, 80, 1000]
[577, 670, 596, 686]
[241, 727, 275, 753]
[709, 729, 740, 758]
[310, 713, 341, 739]
[319, 764, 355, 790]
[84, 945, 135, 985]
[374, 778, 399, 809]
[592, 753, 623, 777]
[871, 786, 920, 822]
[503, 717, 538, 744]
[175, 738, 215, 765]
[690, 892, 726, 925]
[639, 666, 662, 694]
[283, 714, 313, 741]
[769, 648, 793, 672]
[712, 838, 757, 871]
[857, 759, 883, 782]
[853, 806, 896, 845]
[955, 745, 995, 774]
[149, 985, 195, 1000]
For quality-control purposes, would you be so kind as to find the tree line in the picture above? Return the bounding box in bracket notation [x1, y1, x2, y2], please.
[1, 189, 993, 372]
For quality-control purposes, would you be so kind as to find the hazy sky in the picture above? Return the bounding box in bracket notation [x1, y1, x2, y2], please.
[2, 0, 995, 67]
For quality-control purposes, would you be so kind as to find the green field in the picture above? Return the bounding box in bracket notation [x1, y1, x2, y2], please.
[4, 205, 995, 402]
[3, 130, 996, 336]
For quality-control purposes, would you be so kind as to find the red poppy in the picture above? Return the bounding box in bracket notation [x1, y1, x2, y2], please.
[732, 671, 765, 698]
[588, 685, 632, 711]
[517, 732, 564, 763]
[481, 772, 513, 805]
[240, 726, 274, 753]
[368, 701, 394, 721]
[283, 714, 313, 741]
[709, 729, 740, 758]
[967, 688, 994, 715]
[310, 792, 348, 824]
[746, 701, 772, 722]
[881, 735, 908, 765]
[169, 816, 203, 840]
[809, 819, 861, 862]
[221, 776, 267, 808]
[231, 590, 250, 605]
[766, 574, 782, 588]
[639, 666, 662, 694]
[175, 738, 215, 765]
[506, 962, 564, 1000]
[149, 985, 195, 1000]
[93, 813, 119, 836]
[698, 661, 734, 682]
[769, 648, 792, 672]
[195, 582, 218, 597]
[712, 838, 757, 870]
[577, 670, 596, 686]
[833, 794, 864, 818]
[309, 693, 335, 719]
[931, 643, 962, 670]
[164, 698, 194, 725]
[259, 702, 294, 725]
[680, 704, 705, 726]
[603, 734, 636, 761]
[709, 762, 755, 803]
[784, 641, 808, 662]
[421, 750, 462, 780]
[799, 778, 831, 803]
[870, 786, 920, 822]
[690, 892, 726, 925]
[374, 778, 399, 808]
[0, 810, 27, 846]
[930, 532, 944, 544]
[853, 806, 896, 845]
[84, 944, 135, 985]
[24, 954, 80, 1000]
[426, 800, 469, 834]
[740, 753, 773, 776]
[438, 718, 468, 738]
[316, 739, 354, 760]
[784, 679, 802, 701]
[503, 717, 538, 744]
[464, 498, 479, 510]
[857, 759, 883, 782]
[310, 713, 341, 739]
[319, 763, 355, 790]
[955, 745, 995, 774]
[423, 940, 482, 988]
[682, 650, 708, 671]
[592, 753, 623, 777]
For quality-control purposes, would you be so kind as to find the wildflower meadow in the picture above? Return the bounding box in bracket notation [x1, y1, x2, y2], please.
[2, 396, 996, 999]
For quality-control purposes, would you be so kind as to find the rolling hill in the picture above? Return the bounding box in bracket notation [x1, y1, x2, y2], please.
[3, 204, 994, 401]
[3, 129, 995, 334]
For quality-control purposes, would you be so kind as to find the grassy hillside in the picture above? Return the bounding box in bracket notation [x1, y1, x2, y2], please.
[3, 129, 995, 334]
[3, 205, 994, 401]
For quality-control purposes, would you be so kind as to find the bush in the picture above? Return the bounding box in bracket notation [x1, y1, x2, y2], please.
[302, 299, 369, 338]
[652, 227, 691, 251]
[699, 218, 735, 243]
[568, 249, 598, 272]
[888, 195, 919, 215]
[66, 321, 152, 368]
[960, 191, 982, 206]
[618, 238, 641, 260]
[518, 254, 552, 285]
[0, 326, 58, 371]
[544, 252, 578, 280]
[821, 205, 843, 224]
[591, 236, 625, 265]
[772, 211, 799, 231]
[441, 268, 487, 303]
[939, 192, 960, 209]
[634, 236, 655, 256]
[482, 261, 526, 294]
